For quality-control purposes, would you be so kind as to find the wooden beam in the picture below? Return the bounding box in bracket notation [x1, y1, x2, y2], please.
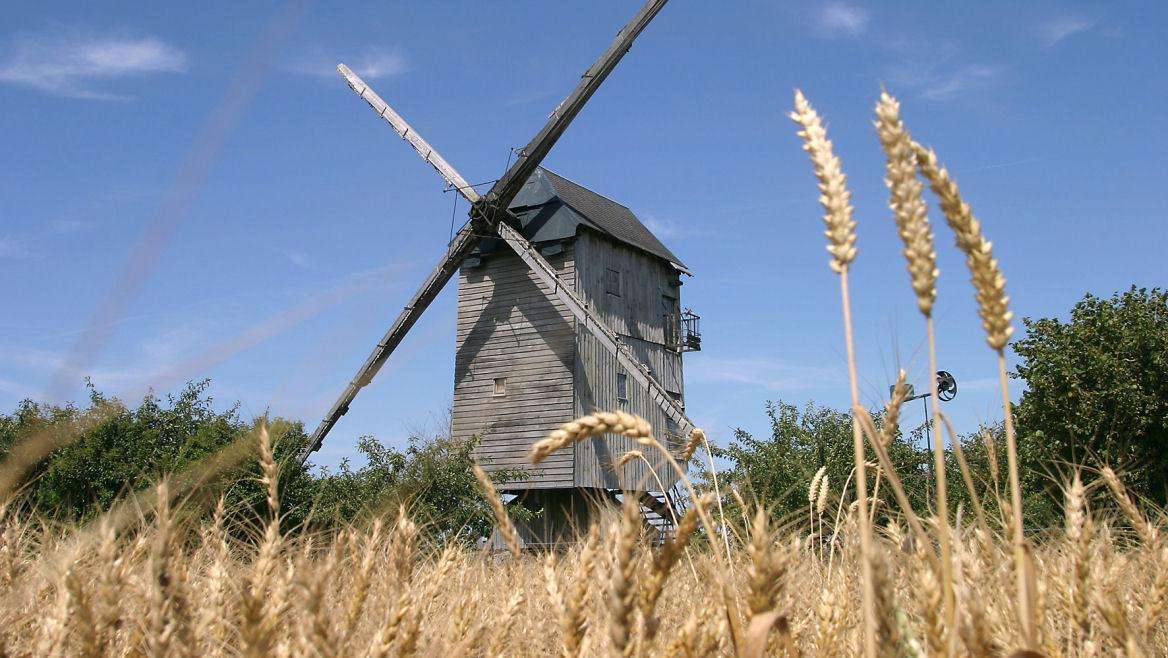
[485, 0, 670, 208]
[337, 64, 482, 205]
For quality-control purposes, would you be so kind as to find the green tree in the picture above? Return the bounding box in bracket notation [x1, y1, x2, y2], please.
[0, 381, 525, 542]
[713, 400, 932, 523]
[310, 431, 529, 541]
[0, 381, 316, 525]
[1013, 286, 1168, 505]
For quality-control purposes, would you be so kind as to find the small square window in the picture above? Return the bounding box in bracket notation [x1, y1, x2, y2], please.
[604, 268, 621, 296]
[493, 377, 507, 396]
[616, 373, 628, 402]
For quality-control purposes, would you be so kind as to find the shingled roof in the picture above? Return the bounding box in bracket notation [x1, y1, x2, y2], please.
[504, 168, 687, 271]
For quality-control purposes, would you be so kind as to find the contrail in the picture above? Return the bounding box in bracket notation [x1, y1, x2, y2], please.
[47, 0, 311, 402]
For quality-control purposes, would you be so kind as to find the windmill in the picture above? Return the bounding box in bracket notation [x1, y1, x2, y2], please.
[304, 0, 701, 545]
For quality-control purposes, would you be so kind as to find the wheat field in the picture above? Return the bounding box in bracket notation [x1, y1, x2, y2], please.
[0, 467, 1164, 657]
[2, 91, 1165, 657]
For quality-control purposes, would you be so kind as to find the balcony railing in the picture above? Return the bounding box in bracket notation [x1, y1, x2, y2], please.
[665, 309, 702, 352]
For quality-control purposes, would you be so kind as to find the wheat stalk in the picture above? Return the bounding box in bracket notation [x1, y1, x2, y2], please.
[791, 88, 877, 658]
[876, 91, 957, 655]
[472, 462, 523, 558]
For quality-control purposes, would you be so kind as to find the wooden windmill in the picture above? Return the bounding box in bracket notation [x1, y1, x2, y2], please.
[305, 0, 702, 544]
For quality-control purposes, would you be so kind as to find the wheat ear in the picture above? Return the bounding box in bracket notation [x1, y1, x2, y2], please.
[1101, 466, 1157, 544]
[531, 411, 651, 464]
[472, 462, 523, 557]
[875, 92, 938, 315]
[609, 500, 641, 657]
[680, 427, 706, 462]
[745, 507, 791, 617]
[792, 88, 877, 658]
[1065, 472, 1092, 646]
[911, 141, 1012, 350]
[240, 424, 284, 658]
[869, 369, 909, 525]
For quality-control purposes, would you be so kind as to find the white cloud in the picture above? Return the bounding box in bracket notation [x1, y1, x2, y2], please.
[0, 31, 186, 100]
[817, 3, 870, 38]
[1038, 16, 1096, 48]
[351, 48, 408, 79]
[288, 46, 408, 81]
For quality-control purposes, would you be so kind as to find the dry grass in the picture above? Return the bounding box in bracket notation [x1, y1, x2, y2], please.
[1, 91, 1164, 657]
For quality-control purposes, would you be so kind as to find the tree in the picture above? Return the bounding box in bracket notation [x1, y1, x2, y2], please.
[1013, 286, 1168, 505]
[713, 400, 932, 523]
[310, 431, 529, 541]
[0, 381, 316, 525]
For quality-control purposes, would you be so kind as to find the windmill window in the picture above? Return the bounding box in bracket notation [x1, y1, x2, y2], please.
[617, 373, 628, 402]
[604, 268, 621, 297]
[493, 377, 507, 396]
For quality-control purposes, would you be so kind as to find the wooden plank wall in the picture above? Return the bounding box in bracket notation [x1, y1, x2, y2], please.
[572, 230, 685, 490]
[456, 243, 576, 489]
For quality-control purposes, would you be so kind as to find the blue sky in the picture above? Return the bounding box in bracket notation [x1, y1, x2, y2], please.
[2, 1, 1164, 469]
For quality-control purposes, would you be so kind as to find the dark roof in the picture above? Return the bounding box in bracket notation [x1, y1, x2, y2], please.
[505, 168, 687, 271]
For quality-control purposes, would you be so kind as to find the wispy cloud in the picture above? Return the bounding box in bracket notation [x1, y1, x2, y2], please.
[957, 156, 1044, 174]
[288, 46, 408, 81]
[688, 357, 843, 392]
[816, 2, 870, 38]
[0, 236, 34, 260]
[1038, 15, 1097, 48]
[0, 30, 186, 100]
[505, 88, 558, 107]
[640, 213, 713, 241]
[281, 248, 312, 269]
[0, 261, 411, 406]
[887, 60, 1000, 101]
[49, 219, 98, 234]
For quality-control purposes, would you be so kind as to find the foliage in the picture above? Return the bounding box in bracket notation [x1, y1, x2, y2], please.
[712, 400, 932, 523]
[0, 381, 308, 522]
[0, 382, 525, 541]
[1013, 286, 1168, 506]
[310, 432, 529, 541]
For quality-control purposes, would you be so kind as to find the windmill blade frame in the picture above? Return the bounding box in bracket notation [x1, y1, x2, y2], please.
[337, 64, 482, 205]
[484, 0, 670, 208]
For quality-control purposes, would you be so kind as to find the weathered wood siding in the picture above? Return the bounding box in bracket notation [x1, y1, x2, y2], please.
[457, 243, 576, 489]
[572, 229, 685, 490]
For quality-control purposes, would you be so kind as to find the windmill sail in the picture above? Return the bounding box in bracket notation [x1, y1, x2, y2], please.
[485, 0, 671, 208]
